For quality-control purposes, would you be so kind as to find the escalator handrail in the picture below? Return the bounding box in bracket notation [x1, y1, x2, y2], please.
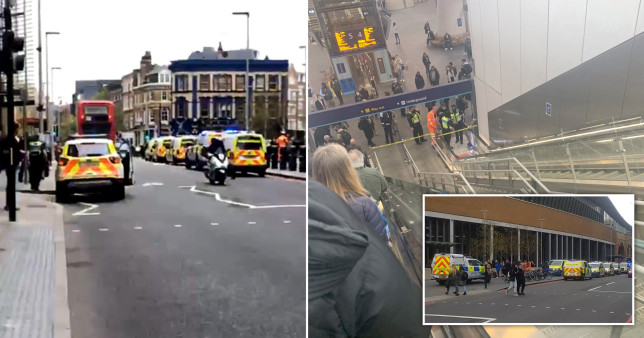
[456, 168, 538, 193]
[455, 157, 552, 193]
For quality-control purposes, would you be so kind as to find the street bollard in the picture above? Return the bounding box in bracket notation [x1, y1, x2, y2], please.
[269, 144, 278, 169]
[299, 146, 306, 173]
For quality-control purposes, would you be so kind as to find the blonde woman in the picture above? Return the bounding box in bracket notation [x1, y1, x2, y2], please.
[312, 144, 389, 241]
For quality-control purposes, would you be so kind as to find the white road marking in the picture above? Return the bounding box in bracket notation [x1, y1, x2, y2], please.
[517, 305, 522, 307]
[425, 314, 495, 323]
[546, 307, 550, 309]
[606, 282, 615, 286]
[531, 306, 536, 308]
[71, 230, 80, 233]
[283, 220, 291, 224]
[153, 163, 164, 166]
[576, 309, 580, 311]
[142, 182, 164, 187]
[98, 228, 109, 232]
[134, 226, 142, 230]
[610, 312, 614, 314]
[248, 221, 256, 224]
[179, 185, 306, 209]
[73, 202, 100, 216]
[211, 223, 219, 226]
[561, 308, 565, 310]
[174, 224, 182, 228]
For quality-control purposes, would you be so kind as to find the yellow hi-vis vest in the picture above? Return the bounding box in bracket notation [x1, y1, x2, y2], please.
[409, 111, 420, 124]
[450, 110, 462, 124]
[441, 115, 450, 129]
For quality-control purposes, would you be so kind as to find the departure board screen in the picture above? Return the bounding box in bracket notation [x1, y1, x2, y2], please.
[335, 27, 377, 52]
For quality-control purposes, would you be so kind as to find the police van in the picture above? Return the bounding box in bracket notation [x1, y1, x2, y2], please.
[431, 253, 485, 285]
[563, 260, 592, 281]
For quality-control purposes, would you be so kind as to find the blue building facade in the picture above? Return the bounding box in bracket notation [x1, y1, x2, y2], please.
[168, 46, 289, 138]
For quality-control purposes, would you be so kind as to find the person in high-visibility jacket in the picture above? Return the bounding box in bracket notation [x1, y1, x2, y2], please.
[440, 111, 452, 147]
[426, 106, 439, 145]
[450, 105, 465, 144]
[406, 107, 427, 145]
[276, 132, 289, 162]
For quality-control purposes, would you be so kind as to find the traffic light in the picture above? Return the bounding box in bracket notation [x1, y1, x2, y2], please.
[0, 30, 26, 74]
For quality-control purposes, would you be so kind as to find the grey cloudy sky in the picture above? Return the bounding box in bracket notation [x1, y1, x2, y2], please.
[40, 0, 306, 104]
[608, 195, 634, 227]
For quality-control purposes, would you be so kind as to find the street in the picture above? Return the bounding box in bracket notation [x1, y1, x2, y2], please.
[424, 274, 633, 324]
[63, 158, 306, 337]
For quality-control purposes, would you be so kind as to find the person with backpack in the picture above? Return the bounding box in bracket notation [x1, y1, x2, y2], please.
[460, 59, 473, 79]
[506, 262, 518, 296]
[320, 82, 335, 108]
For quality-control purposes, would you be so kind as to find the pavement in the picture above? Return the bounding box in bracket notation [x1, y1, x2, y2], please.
[61, 158, 305, 337]
[424, 273, 633, 324]
[0, 190, 71, 338]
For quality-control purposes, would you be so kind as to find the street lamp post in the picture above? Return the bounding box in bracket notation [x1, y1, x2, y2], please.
[538, 219, 545, 266]
[481, 209, 488, 261]
[298, 45, 306, 135]
[233, 12, 250, 131]
[45, 32, 60, 158]
[51, 67, 61, 139]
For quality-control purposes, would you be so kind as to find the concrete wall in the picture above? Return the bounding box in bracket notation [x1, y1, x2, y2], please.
[437, 0, 467, 36]
[467, 0, 644, 143]
[424, 196, 629, 244]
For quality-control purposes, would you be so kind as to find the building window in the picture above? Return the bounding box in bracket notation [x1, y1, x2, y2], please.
[215, 75, 233, 91]
[200, 97, 209, 117]
[268, 75, 279, 90]
[148, 109, 155, 124]
[256, 75, 265, 90]
[162, 92, 167, 100]
[200, 74, 210, 91]
[177, 100, 186, 118]
[236, 75, 245, 91]
[176, 75, 188, 91]
[161, 108, 169, 122]
[150, 92, 155, 101]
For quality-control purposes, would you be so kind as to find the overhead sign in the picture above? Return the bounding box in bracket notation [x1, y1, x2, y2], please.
[309, 80, 473, 128]
[546, 102, 552, 116]
[335, 27, 377, 53]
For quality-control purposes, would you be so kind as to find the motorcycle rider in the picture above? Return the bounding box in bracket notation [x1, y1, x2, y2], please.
[27, 139, 48, 191]
[205, 136, 234, 180]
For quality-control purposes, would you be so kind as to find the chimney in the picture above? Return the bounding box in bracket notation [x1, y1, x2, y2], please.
[140, 51, 153, 83]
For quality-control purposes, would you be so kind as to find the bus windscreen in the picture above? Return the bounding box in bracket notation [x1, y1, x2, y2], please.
[81, 123, 112, 135]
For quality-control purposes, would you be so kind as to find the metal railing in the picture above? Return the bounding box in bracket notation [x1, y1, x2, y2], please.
[454, 157, 554, 194]
[403, 143, 475, 194]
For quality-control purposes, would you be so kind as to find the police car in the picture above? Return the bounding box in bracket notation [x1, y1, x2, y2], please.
[55, 135, 126, 202]
[563, 260, 592, 281]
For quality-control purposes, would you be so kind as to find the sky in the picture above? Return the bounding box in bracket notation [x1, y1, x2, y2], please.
[608, 195, 634, 227]
[39, 0, 307, 104]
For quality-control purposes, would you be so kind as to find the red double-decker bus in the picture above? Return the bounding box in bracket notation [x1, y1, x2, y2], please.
[77, 100, 116, 141]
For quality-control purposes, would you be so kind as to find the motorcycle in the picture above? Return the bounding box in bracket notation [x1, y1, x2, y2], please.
[204, 151, 228, 185]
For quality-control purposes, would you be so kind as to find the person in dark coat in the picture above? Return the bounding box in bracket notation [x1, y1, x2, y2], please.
[407, 107, 427, 144]
[414, 71, 425, 90]
[358, 116, 375, 147]
[314, 94, 326, 111]
[516, 263, 526, 295]
[380, 111, 394, 144]
[308, 180, 431, 337]
[422, 52, 431, 77]
[330, 78, 344, 105]
[358, 85, 370, 101]
[313, 125, 331, 148]
[429, 66, 440, 86]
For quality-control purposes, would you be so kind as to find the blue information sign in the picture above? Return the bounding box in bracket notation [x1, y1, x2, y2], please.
[457, 18, 462, 27]
[546, 102, 552, 116]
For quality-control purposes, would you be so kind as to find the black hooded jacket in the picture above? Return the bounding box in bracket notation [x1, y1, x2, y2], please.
[308, 181, 430, 338]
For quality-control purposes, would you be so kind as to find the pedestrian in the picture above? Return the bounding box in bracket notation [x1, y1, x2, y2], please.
[459, 265, 468, 295]
[496, 260, 501, 278]
[446, 62, 458, 83]
[506, 262, 518, 296]
[330, 77, 344, 106]
[380, 111, 394, 144]
[446, 265, 460, 296]
[460, 59, 473, 79]
[450, 104, 465, 145]
[393, 22, 400, 44]
[424, 21, 430, 35]
[354, 90, 364, 103]
[394, 55, 405, 82]
[359, 85, 370, 101]
[335, 125, 352, 147]
[391, 79, 403, 95]
[313, 126, 330, 148]
[315, 94, 326, 111]
[439, 110, 452, 148]
[407, 107, 427, 145]
[426, 29, 435, 45]
[347, 139, 371, 168]
[348, 149, 387, 203]
[320, 82, 335, 108]
[426, 105, 438, 145]
[358, 116, 375, 147]
[444, 32, 453, 50]
[504, 259, 512, 278]
[465, 36, 472, 61]
[311, 144, 389, 241]
[414, 71, 425, 90]
[486, 260, 493, 287]
[516, 262, 526, 296]
[422, 52, 431, 78]
[429, 65, 440, 86]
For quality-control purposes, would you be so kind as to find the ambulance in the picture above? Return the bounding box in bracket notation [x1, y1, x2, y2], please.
[431, 253, 485, 285]
[563, 260, 592, 280]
